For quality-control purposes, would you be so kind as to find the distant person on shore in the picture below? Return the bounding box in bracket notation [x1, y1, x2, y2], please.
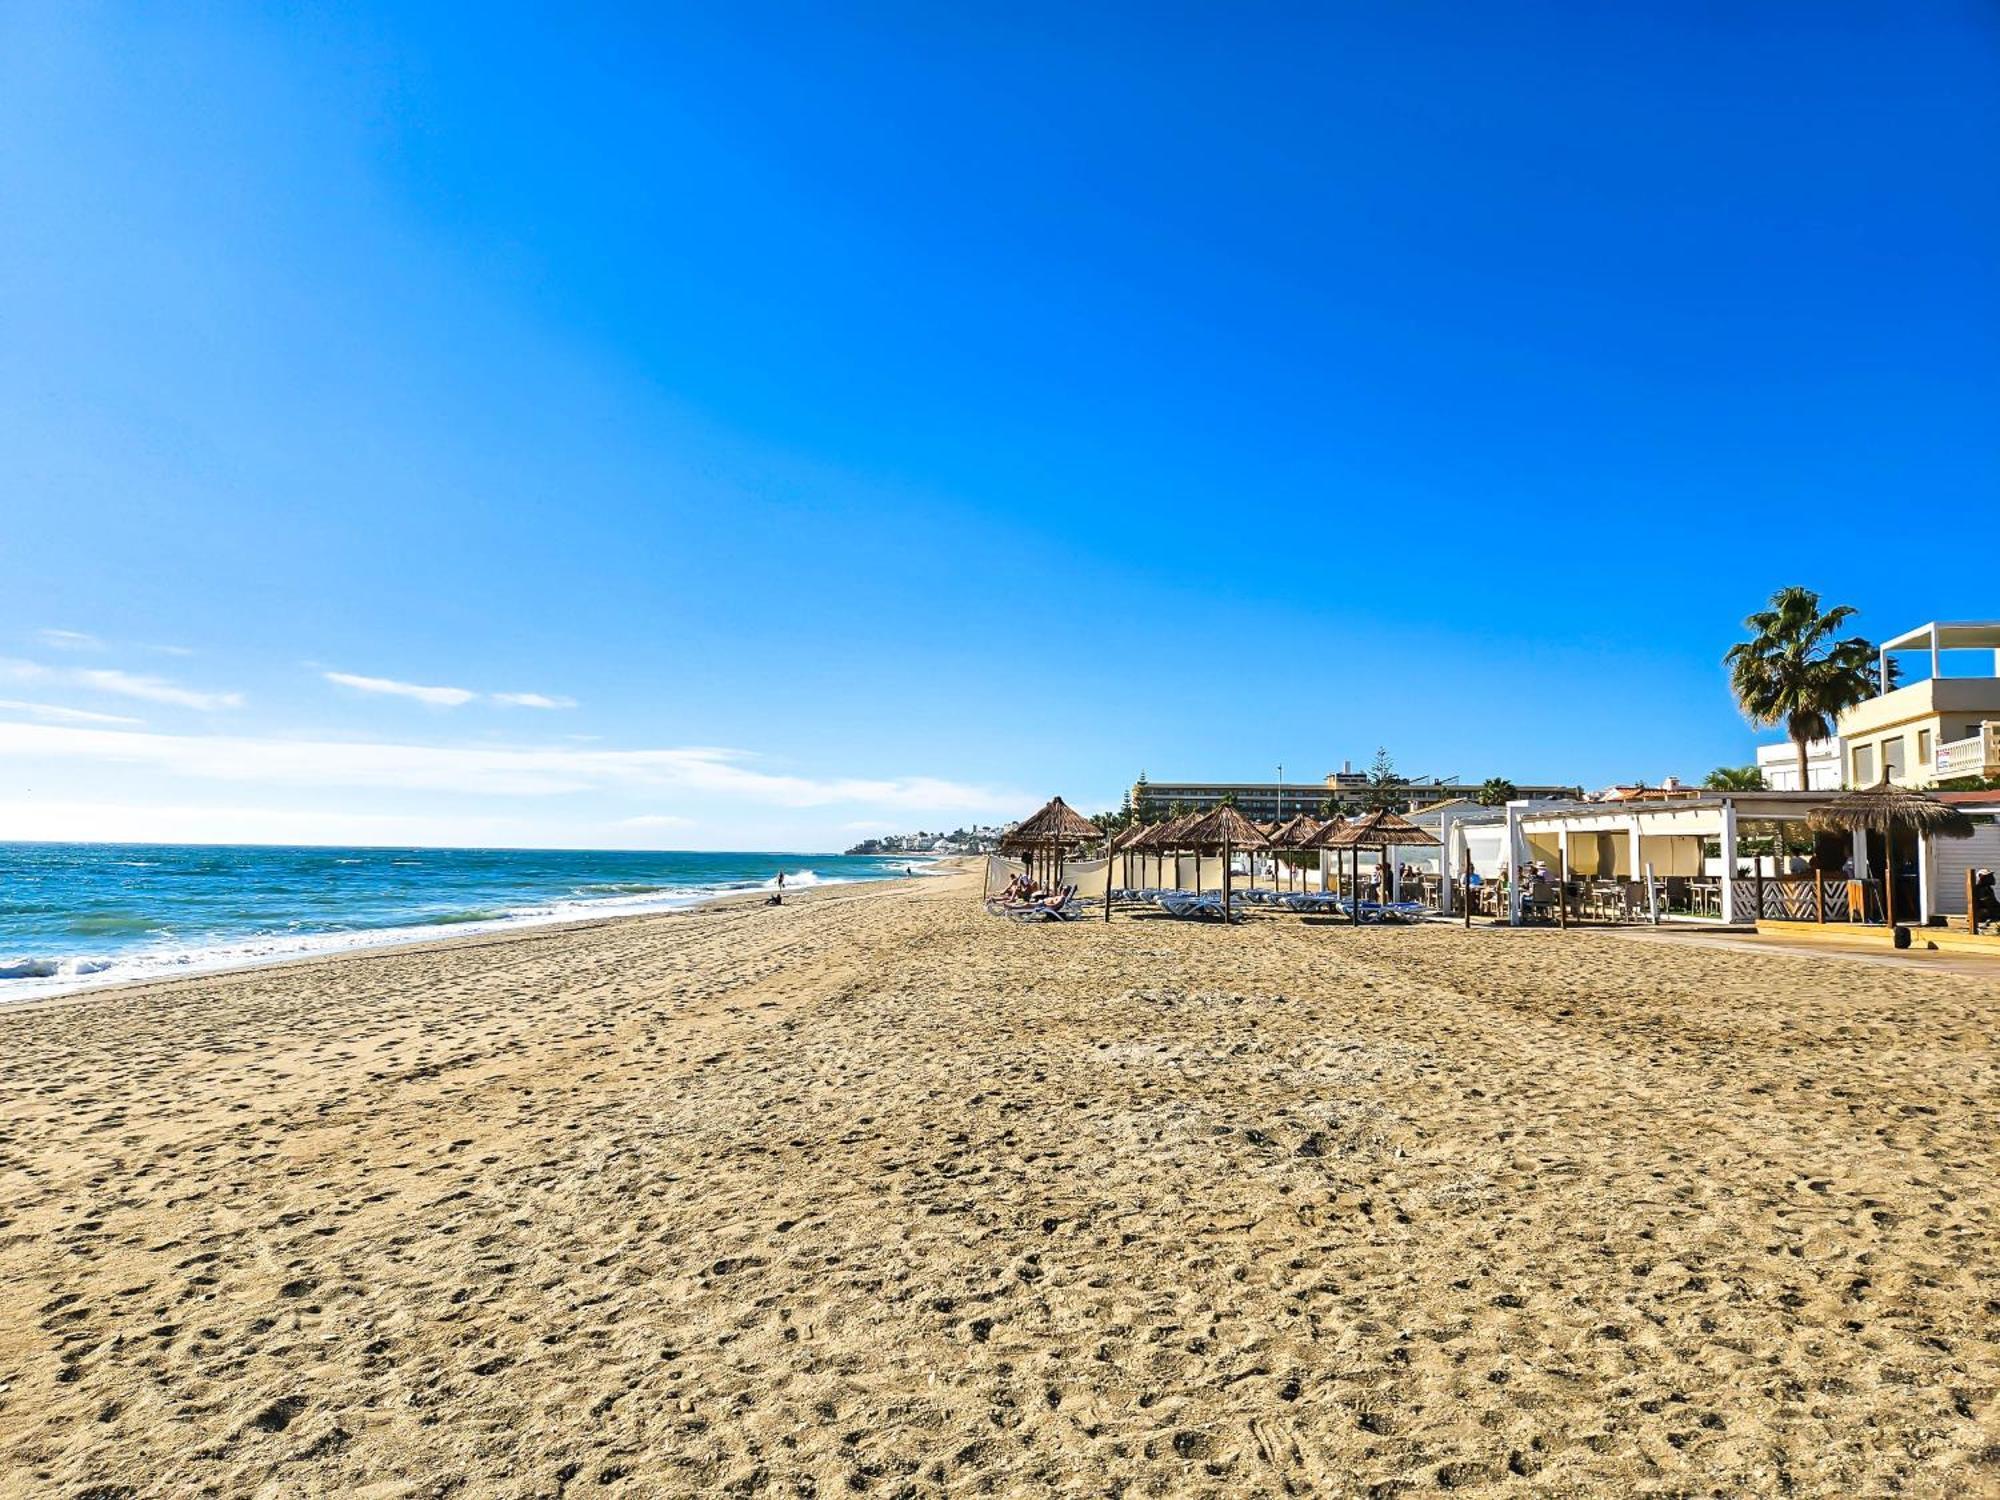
[767, 869, 786, 906]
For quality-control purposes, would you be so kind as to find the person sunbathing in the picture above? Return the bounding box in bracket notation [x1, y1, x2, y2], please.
[993, 872, 1043, 906]
[1013, 883, 1077, 920]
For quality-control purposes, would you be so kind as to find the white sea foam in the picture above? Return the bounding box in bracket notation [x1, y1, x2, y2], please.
[0, 864, 882, 1003]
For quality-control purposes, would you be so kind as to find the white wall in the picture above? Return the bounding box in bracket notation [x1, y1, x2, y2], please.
[1932, 825, 2000, 917]
[1756, 739, 1842, 791]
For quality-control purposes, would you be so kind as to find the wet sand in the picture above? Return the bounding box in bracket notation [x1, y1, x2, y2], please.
[2, 866, 1996, 1497]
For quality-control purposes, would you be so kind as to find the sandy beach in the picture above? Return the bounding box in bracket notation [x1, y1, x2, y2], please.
[2, 865, 1996, 1498]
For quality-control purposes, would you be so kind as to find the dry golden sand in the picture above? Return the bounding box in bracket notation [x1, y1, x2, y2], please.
[2, 867, 1997, 1499]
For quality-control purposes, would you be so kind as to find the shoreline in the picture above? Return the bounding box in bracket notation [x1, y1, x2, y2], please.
[0, 856, 964, 1009]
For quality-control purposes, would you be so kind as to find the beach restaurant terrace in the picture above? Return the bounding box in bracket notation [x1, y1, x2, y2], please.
[1446, 790, 1966, 927]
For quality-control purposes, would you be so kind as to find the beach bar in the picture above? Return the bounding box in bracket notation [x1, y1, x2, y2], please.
[1485, 790, 1968, 928]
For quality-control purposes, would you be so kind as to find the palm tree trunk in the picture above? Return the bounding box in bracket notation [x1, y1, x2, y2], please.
[1795, 736, 1810, 791]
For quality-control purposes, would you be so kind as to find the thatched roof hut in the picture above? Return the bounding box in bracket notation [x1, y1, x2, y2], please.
[1808, 781, 1975, 928]
[1806, 781, 1976, 841]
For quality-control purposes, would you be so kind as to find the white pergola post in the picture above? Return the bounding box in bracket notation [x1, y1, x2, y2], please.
[1558, 827, 1571, 884]
[1438, 809, 1457, 914]
[1719, 800, 1739, 922]
[1918, 831, 1934, 923]
[1506, 801, 1527, 926]
[1627, 814, 1645, 881]
[1318, 847, 1330, 892]
[1851, 829, 1870, 880]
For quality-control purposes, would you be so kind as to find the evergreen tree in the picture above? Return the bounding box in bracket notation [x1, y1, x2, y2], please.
[1364, 747, 1407, 811]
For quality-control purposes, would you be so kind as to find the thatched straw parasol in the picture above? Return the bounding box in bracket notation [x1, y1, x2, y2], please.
[1179, 805, 1270, 916]
[1301, 815, 1349, 849]
[1323, 809, 1440, 926]
[1137, 811, 1202, 892]
[1272, 816, 1320, 852]
[1001, 795, 1101, 850]
[1324, 807, 1441, 851]
[1266, 813, 1321, 891]
[1181, 804, 1271, 851]
[1807, 781, 1975, 928]
[999, 796, 1103, 889]
[1102, 822, 1151, 909]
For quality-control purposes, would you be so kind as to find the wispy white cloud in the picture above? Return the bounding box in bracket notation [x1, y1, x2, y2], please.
[35, 628, 103, 651]
[324, 671, 478, 707]
[146, 643, 196, 657]
[0, 657, 240, 712]
[73, 668, 243, 711]
[618, 813, 693, 828]
[0, 698, 146, 727]
[0, 721, 1025, 813]
[323, 672, 573, 710]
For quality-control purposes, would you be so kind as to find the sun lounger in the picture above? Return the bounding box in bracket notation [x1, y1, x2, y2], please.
[985, 884, 1083, 922]
[1278, 892, 1342, 913]
[1153, 891, 1237, 921]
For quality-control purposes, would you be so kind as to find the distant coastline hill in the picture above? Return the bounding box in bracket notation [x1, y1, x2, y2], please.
[845, 825, 1009, 857]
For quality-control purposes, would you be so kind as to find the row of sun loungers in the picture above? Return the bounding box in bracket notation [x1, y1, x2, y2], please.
[1109, 888, 1431, 923]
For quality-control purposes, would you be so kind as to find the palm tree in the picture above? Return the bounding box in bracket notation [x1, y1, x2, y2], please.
[1724, 587, 1878, 790]
[1475, 777, 1517, 807]
[1702, 764, 1766, 791]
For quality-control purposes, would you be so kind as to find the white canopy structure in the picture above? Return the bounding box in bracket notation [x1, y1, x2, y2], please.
[1495, 790, 1940, 927]
[1878, 621, 2000, 692]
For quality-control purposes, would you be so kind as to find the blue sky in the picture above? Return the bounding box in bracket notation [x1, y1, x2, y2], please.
[2, 3, 1995, 848]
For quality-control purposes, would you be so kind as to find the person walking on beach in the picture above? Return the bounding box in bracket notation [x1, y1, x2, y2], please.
[768, 869, 785, 906]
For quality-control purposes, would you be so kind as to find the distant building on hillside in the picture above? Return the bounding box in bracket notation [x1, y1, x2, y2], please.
[844, 823, 1011, 857]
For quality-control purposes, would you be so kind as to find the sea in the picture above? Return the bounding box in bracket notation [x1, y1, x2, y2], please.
[0, 843, 936, 1001]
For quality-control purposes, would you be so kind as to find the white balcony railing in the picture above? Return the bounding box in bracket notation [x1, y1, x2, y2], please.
[1935, 724, 2000, 780]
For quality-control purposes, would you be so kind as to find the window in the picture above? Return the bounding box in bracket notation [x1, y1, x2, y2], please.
[1882, 736, 1906, 783]
[1918, 728, 1933, 768]
[1852, 743, 1875, 784]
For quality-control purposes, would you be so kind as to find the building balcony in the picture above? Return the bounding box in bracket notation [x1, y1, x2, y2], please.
[1936, 724, 2000, 782]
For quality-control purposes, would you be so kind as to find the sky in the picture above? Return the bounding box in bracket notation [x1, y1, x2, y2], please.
[1, 3, 1995, 849]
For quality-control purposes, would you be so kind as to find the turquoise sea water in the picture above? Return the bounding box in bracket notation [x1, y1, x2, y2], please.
[0, 843, 930, 997]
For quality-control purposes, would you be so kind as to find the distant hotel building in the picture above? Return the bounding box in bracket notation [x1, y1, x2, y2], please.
[1133, 769, 1583, 822]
